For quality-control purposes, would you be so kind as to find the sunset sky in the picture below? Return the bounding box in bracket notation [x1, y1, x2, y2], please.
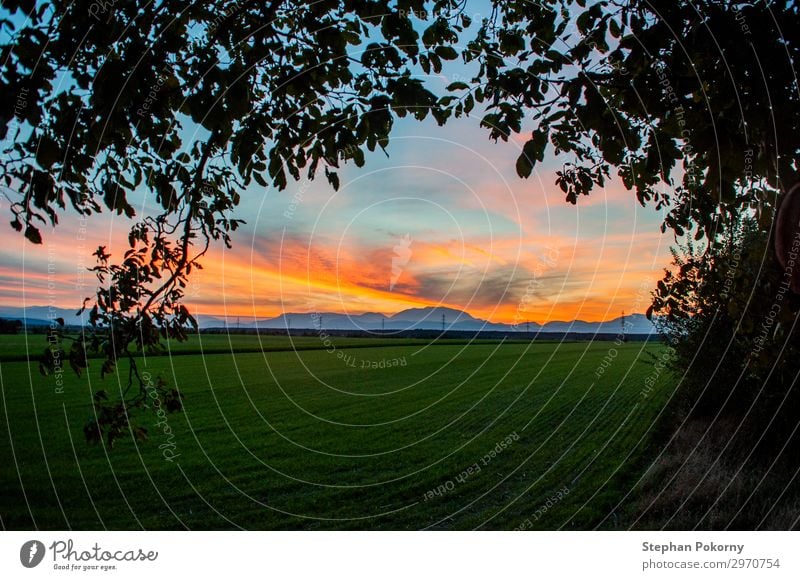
[0, 1, 682, 325]
[0, 106, 674, 324]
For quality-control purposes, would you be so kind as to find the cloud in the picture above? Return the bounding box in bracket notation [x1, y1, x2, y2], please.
[0, 115, 675, 323]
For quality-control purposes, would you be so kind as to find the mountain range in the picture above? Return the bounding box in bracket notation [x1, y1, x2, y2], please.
[0, 305, 657, 334]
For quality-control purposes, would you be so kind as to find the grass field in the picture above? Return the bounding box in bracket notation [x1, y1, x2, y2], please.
[0, 334, 674, 530]
[0, 333, 493, 361]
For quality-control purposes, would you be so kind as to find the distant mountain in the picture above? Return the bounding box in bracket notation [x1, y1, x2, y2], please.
[390, 306, 477, 323]
[0, 305, 658, 334]
[0, 305, 88, 327]
[201, 306, 656, 334]
[355, 312, 386, 323]
[539, 314, 654, 334]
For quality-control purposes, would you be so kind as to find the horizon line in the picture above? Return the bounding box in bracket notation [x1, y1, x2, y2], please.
[0, 303, 649, 326]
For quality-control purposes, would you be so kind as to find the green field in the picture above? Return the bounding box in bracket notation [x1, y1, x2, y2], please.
[0, 335, 674, 530]
[0, 332, 492, 362]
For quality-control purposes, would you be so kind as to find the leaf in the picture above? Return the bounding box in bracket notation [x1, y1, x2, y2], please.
[516, 131, 548, 178]
[325, 168, 340, 191]
[516, 149, 534, 179]
[352, 147, 365, 167]
[435, 46, 458, 61]
[253, 172, 267, 187]
[464, 94, 474, 114]
[609, 19, 622, 38]
[429, 52, 442, 73]
[419, 53, 430, 74]
[24, 225, 42, 244]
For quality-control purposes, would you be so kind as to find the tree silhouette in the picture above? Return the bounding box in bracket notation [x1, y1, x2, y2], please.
[2, 0, 798, 443]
